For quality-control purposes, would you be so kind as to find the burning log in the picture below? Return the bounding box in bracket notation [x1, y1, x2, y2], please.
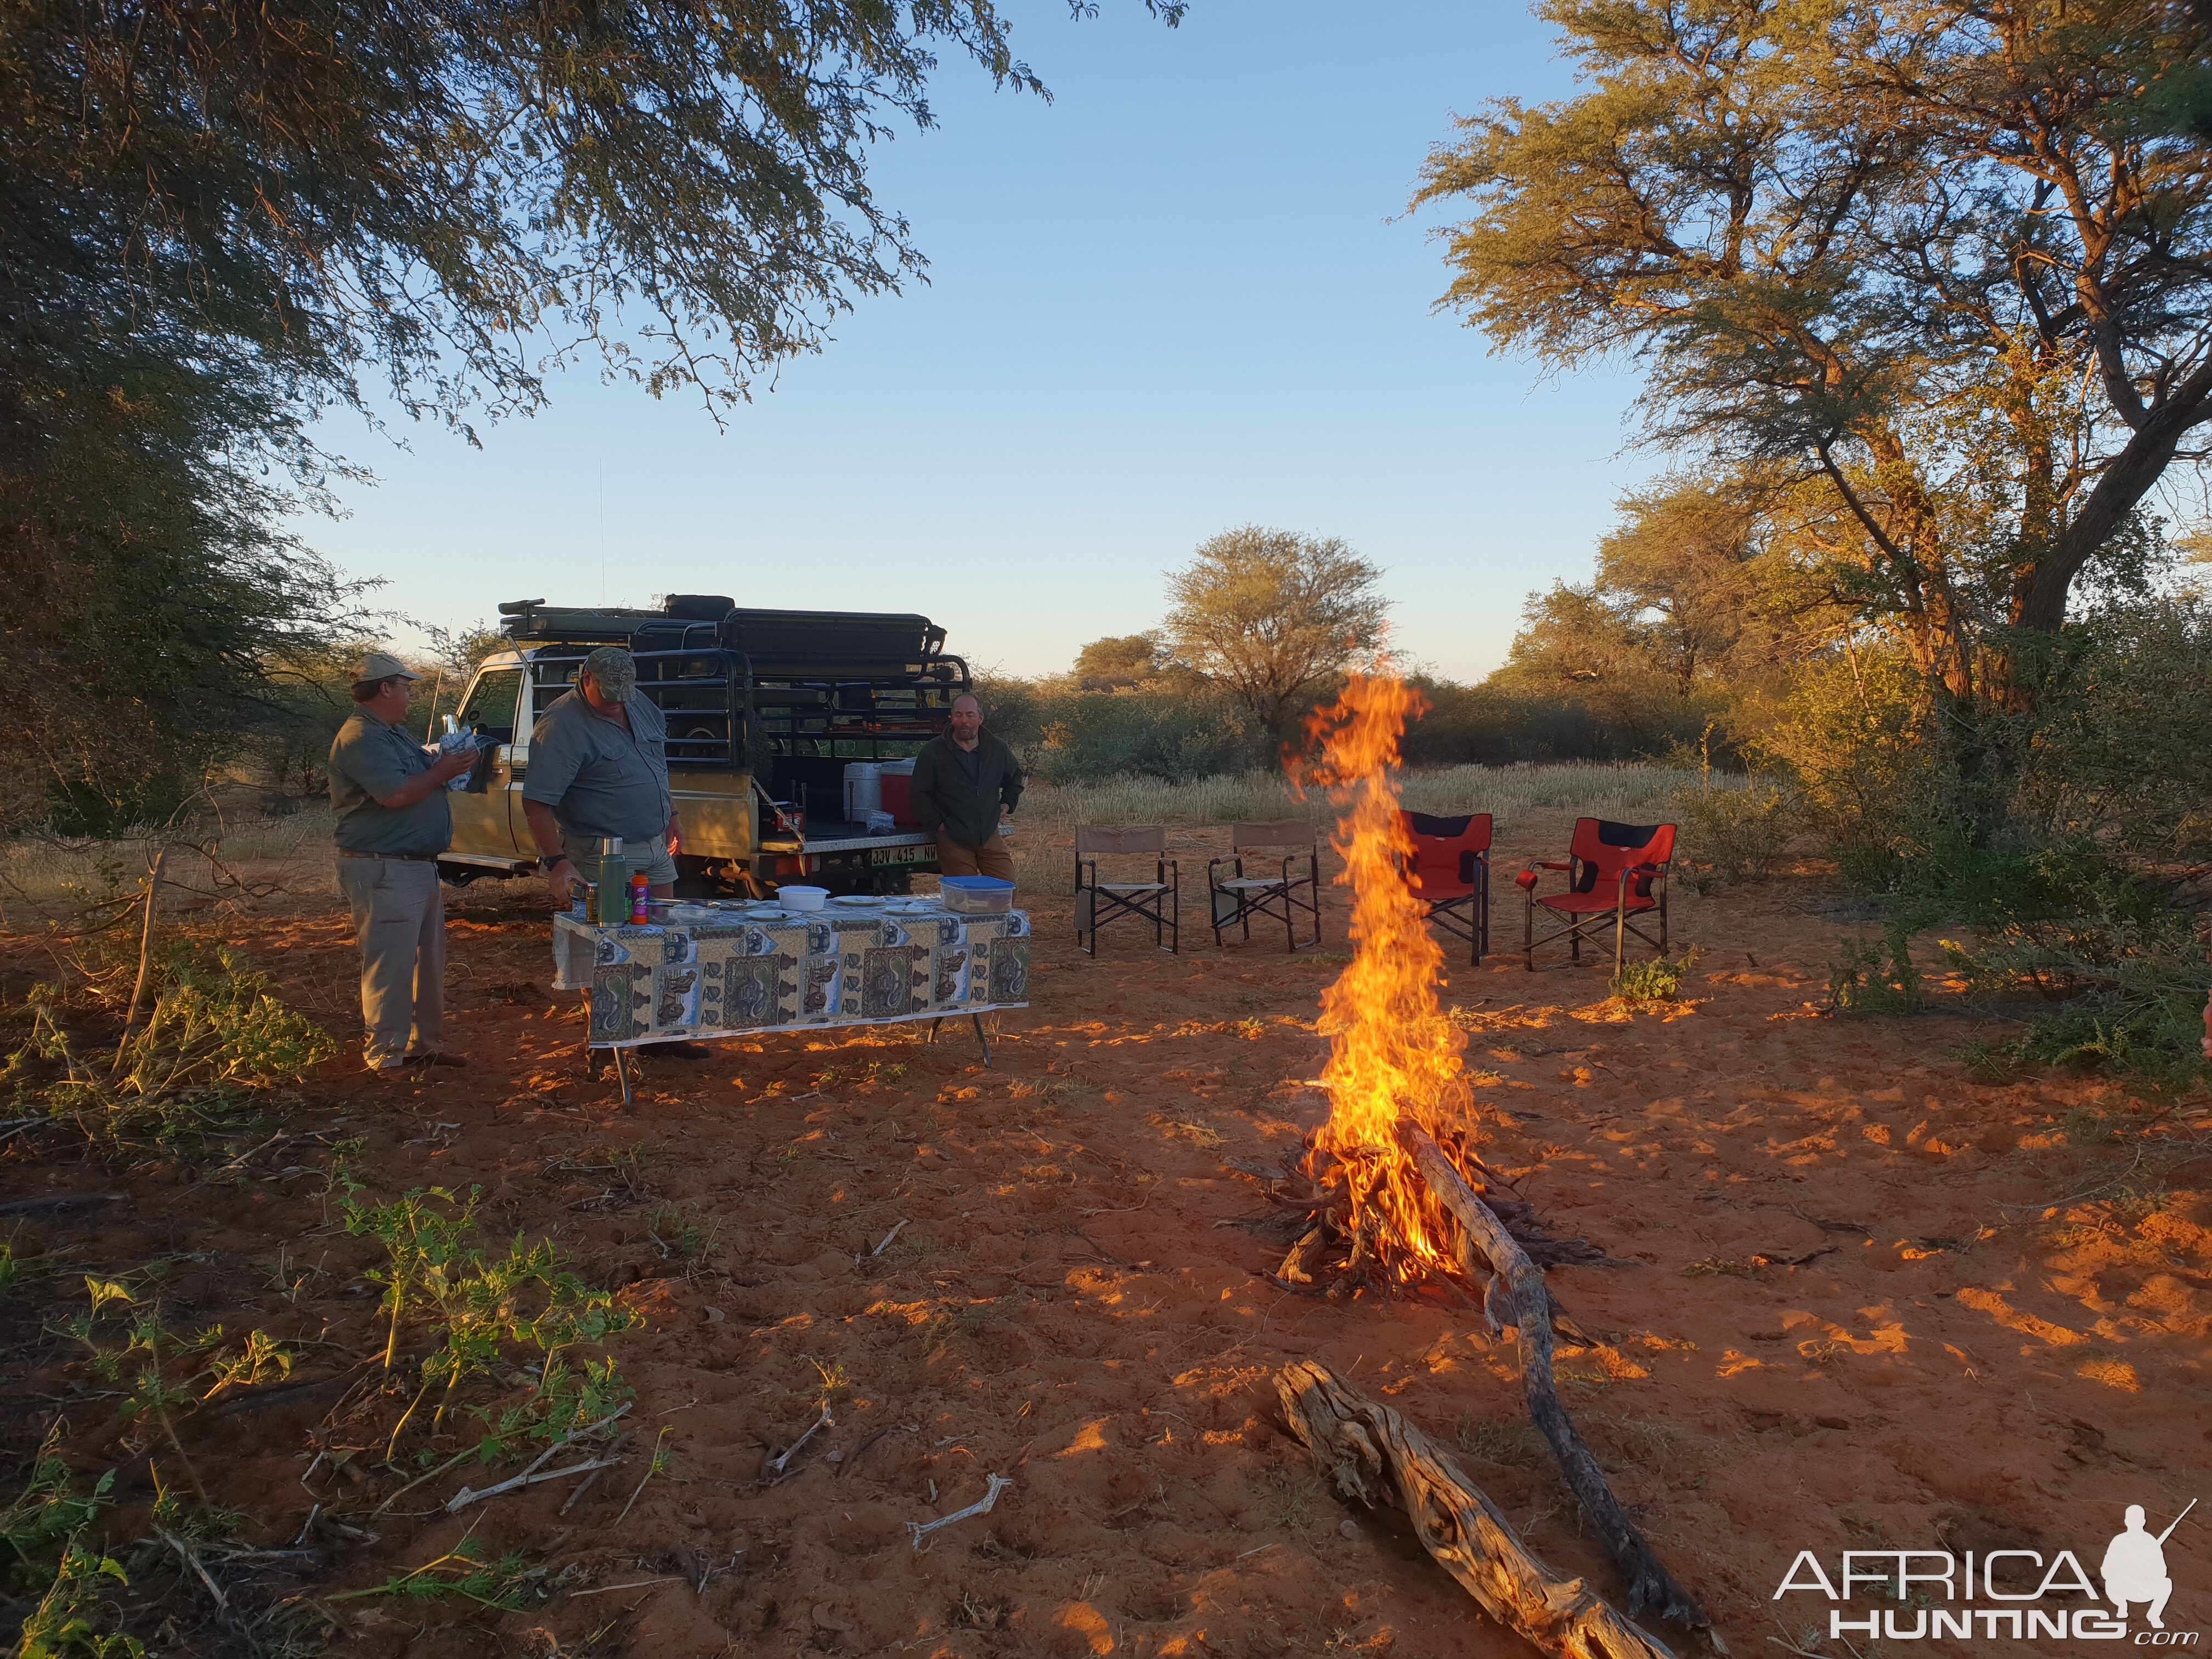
[1275, 1359, 1677, 1659]
[1403, 1124, 1709, 1633]
[1278, 671, 1710, 1637]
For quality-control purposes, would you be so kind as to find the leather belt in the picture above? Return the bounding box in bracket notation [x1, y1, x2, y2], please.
[337, 850, 441, 863]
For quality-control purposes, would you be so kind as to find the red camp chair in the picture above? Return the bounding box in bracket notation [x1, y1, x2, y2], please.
[1399, 811, 1491, 963]
[1516, 818, 1675, 974]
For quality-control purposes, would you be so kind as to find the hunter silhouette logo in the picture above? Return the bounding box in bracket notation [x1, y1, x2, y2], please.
[2106, 1500, 2194, 1630]
[1773, 1498, 2201, 1643]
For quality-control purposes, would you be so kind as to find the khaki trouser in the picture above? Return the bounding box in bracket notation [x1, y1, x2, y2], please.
[336, 857, 446, 1068]
[936, 837, 1014, 883]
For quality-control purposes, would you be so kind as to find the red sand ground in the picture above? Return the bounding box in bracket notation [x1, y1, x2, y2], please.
[3, 808, 2207, 1656]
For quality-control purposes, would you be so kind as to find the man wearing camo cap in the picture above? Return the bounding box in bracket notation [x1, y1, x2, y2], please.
[521, 646, 682, 907]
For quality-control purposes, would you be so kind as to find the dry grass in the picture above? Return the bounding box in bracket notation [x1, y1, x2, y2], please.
[0, 805, 336, 921]
[3, 762, 1722, 911]
[998, 762, 1723, 894]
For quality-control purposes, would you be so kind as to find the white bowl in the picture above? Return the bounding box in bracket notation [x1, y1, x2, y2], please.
[777, 884, 830, 911]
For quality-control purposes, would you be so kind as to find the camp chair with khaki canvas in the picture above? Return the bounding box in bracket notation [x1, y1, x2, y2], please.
[1515, 817, 1675, 974]
[1074, 826, 1179, 955]
[1208, 820, 1322, 951]
[1399, 810, 1492, 963]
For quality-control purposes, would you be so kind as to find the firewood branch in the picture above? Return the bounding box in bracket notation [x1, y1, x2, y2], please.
[1274, 1359, 1676, 1659]
[1403, 1124, 1710, 1632]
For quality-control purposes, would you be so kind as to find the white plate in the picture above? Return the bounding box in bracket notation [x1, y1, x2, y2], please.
[831, 894, 885, 906]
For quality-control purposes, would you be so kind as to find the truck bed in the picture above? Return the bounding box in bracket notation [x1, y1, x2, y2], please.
[759, 820, 937, 856]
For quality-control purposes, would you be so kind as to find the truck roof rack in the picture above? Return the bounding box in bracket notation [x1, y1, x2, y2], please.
[501, 597, 949, 676]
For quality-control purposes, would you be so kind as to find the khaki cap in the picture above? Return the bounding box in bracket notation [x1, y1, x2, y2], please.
[582, 646, 637, 701]
[354, 651, 419, 684]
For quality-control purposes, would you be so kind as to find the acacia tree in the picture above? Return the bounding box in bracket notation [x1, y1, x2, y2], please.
[1163, 527, 1390, 736]
[1073, 634, 1169, 689]
[2, 0, 1177, 823]
[1417, 0, 2212, 706]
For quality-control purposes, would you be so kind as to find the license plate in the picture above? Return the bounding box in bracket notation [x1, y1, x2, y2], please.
[870, 844, 932, 866]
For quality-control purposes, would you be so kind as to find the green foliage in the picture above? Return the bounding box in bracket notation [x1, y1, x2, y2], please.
[4, 1426, 137, 1659]
[5, 0, 1182, 826]
[1029, 684, 1272, 785]
[1673, 777, 1794, 893]
[1163, 526, 1389, 737]
[330, 1534, 535, 1612]
[3, 1433, 115, 1595]
[8, 949, 335, 1149]
[1829, 924, 1926, 1015]
[1932, 843, 2211, 1090]
[1071, 635, 1169, 690]
[1611, 949, 1700, 1003]
[646, 1203, 718, 1263]
[1418, 0, 2212, 693]
[343, 1187, 639, 1458]
[2009, 597, 2212, 861]
[13, 1544, 144, 1658]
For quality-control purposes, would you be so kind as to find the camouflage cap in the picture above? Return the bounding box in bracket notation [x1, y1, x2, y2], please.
[354, 651, 419, 684]
[581, 646, 637, 702]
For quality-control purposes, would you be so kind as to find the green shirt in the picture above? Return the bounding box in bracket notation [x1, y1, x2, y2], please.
[523, 689, 673, 844]
[329, 709, 452, 856]
[911, 731, 1024, 850]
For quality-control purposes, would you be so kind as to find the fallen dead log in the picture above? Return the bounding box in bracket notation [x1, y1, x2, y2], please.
[1275, 1360, 1674, 1659]
[1403, 1124, 1709, 1632]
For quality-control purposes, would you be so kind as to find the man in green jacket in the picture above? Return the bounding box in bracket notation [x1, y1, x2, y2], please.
[913, 693, 1023, 883]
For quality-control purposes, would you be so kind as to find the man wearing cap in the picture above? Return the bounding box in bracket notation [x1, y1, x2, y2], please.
[329, 653, 480, 1073]
[522, 646, 682, 907]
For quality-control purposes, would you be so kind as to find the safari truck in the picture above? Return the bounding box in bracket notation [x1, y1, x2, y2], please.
[435, 597, 970, 895]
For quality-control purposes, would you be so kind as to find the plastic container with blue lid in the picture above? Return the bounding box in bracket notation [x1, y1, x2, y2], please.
[938, 875, 1014, 915]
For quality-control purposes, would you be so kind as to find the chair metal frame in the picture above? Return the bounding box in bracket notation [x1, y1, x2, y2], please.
[1208, 819, 1322, 951]
[1520, 818, 1676, 975]
[1075, 825, 1180, 955]
[1400, 810, 1492, 964]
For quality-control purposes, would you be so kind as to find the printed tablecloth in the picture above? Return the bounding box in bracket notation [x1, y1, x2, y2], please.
[552, 903, 1030, 1047]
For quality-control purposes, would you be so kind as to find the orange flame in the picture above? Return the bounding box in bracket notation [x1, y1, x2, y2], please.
[1296, 670, 1475, 1280]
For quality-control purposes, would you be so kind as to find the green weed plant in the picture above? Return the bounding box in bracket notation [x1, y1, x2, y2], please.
[1611, 949, 1700, 1002]
[4, 1428, 140, 1658]
[1829, 923, 1925, 1014]
[5, 947, 334, 1149]
[342, 1187, 639, 1464]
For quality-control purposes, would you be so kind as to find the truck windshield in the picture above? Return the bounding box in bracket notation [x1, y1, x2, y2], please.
[458, 668, 523, 742]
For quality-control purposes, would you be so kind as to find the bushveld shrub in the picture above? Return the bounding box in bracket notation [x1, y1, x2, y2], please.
[1030, 684, 1271, 785]
[1828, 921, 1926, 1014]
[1611, 948, 1700, 1001]
[2008, 597, 2212, 861]
[1934, 843, 2211, 1087]
[1672, 778, 1795, 892]
[975, 671, 1723, 781]
[7, 946, 335, 1148]
[1747, 652, 1963, 887]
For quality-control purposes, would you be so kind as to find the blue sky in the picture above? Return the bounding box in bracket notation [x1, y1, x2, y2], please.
[307, 0, 1657, 682]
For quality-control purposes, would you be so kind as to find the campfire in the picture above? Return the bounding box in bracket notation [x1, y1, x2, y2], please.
[1261, 670, 1712, 1648]
[1276, 671, 1500, 1293]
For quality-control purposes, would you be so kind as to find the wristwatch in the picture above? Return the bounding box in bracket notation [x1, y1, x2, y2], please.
[540, 853, 568, 873]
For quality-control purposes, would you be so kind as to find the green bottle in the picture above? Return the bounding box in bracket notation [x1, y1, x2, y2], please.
[595, 837, 630, 926]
